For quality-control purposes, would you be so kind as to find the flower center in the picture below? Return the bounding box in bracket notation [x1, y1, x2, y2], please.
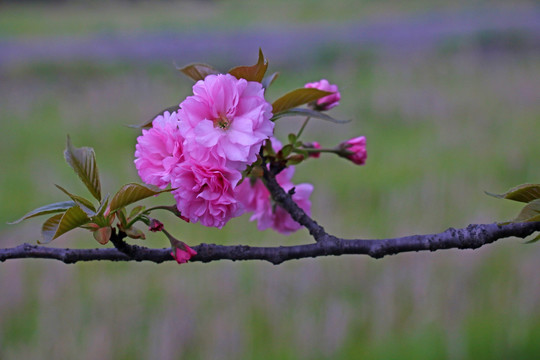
[213, 114, 231, 130]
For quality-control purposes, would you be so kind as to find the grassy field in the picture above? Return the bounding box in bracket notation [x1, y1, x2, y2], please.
[1, 0, 535, 36]
[1, 2, 540, 359]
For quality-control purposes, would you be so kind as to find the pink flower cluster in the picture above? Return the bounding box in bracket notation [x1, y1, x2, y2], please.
[135, 74, 349, 235]
[135, 74, 274, 228]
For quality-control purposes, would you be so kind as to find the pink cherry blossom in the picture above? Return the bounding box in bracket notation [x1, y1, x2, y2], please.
[235, 166, 313, 235]
[304, 79, 341, 110]
[134, 111, 184, 189]
[340, 136, 367, 165]
[171, 160, 244, 228]
[171, 243, 197, 264]
[178, 74, 274, 170]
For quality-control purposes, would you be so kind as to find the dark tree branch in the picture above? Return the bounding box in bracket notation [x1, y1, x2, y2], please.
[262, 161, 329, 241]
[3, 160, 539, 265]
[2, 222, 540, 265]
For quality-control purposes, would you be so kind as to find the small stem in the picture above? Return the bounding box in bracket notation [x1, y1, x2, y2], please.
[144, 205, 179, 214]
[125, 215, 147, 230]
[298, 148, 337, 155]
[296, 116, 311, 139]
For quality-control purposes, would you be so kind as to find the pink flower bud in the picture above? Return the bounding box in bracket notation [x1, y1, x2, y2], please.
[148, 219, 164, 232]
[163, 229, 197, 264]
[340, 136, 367, 165]
[170, 243, 197, 264]
[305, 142, 321, 158]
[304, 79, 340, 110]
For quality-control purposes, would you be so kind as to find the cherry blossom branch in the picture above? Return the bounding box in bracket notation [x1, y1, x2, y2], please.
[3, 160, 539, 265]
[1, 222, 539, 264]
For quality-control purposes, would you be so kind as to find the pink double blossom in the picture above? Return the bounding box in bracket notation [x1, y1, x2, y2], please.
[340, 136, 367, 165]
[171, 160, 244, 228]
[134, 111, 184, 189]
[235, 166, 313, 235]
[304, 79, 341, 110]
[178, 74, 274, 170]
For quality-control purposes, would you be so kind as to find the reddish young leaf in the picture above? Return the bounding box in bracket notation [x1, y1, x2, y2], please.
[514, 199, 540, 222]
[64, 136, 102, 201]
[486, 184, 540, 203]
[40, 206, 90, 244]
[9, 201, 76, 224]
[262, 72, 279, 90]
[108, 183, 172, 214]
[272, 88, 333, 114]
[271, 107, 349, 123]
[55, 184, 96, 216]
[228, 48, 268, 83]
[178, 63, 219, 82]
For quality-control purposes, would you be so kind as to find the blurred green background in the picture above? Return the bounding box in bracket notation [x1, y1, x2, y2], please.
[1, 0, 540, 359]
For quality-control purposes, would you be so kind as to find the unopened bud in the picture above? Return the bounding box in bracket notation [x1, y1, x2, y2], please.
[149, 218, 164, 232]
[338, 136, 367, 165]
[162, 229, 197, 264]
[92, 226, 112, 245]
[304, 142, 321, 158]
[124, 226, 146, 240]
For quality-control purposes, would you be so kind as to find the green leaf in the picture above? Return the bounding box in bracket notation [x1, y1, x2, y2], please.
[96, 194, 110, 217]
[486, 184, 540, 203]
[262, 72, 279, 90]
[524, 233, 540, 244]
[64, 135, 102, 201]
[263, 139, 275, 156]
[288, 133, 297, 144]
[514, 199, 540, 222]
[90, 215, 112, 228]
[55, 184, 96, 216]
[40, 206, 90, 244]
[293, 148, 309, 158]
[280, 144, 293, 158]
[116, 207, 128, 227]
[178, 63, 219, 82]
[9, 201, 76, 224]
[286, 154, 305, 166]
[129, 205, 146, 219]
[41, 213, 63, 244]
[228, 48, 268, 83]
[130, 106, 180, 129]
[271, 107, 350, 123]
[109, 183, 171, 213]
[272, 88, 334, 114]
